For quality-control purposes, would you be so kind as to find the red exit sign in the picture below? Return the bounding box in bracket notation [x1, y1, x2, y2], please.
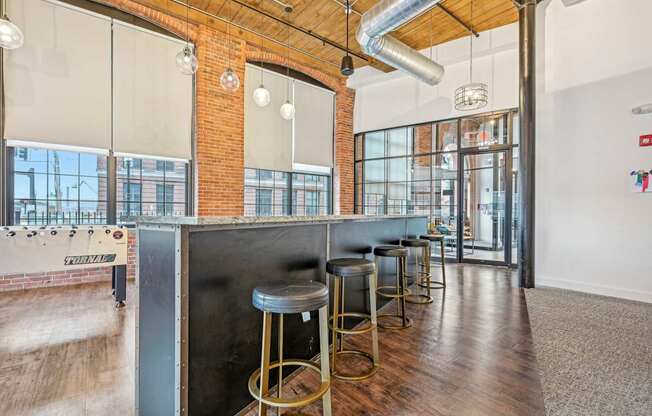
[641, 135, 652, 147]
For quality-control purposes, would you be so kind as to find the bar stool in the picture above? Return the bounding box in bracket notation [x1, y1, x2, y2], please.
[327, 258, 379, 381]
[400, 238, 434, 304]
[419, 234, 447, 289]
[373, 245, 411, 330]
[248, 281, 332, 416]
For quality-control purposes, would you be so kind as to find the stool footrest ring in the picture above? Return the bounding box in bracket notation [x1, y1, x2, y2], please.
[377, 313, 412, 330]
[331, 349, 379, 381]
[418, 281, 446, 289]
[406, 293, 434, 304]
[376, 285, 411, 299]
[328, 312, 376, 335]
[248, 359, 330, 408]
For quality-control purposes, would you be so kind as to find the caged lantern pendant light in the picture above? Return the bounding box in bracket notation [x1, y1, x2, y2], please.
[0, 0, 24, 50]
[454, 0, 488, 111]
[175, 0, 198, 75]
[252, 21, 270, 107]
[340, 0, 354, 76]
[279, 6, 294, 120]
[219, 1, 240, 92]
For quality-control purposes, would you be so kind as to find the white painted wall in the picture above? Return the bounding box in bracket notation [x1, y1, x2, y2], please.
[349, 0, 652, 303]
[349, 23, 519, 134]
[535, 0, 652, 303]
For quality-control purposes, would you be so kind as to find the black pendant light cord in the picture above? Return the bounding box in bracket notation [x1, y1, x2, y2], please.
[345, 0, 349, 56]
[286, 8, 290, 102]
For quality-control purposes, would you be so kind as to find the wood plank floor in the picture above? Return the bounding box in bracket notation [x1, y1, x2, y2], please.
[0, 264, 545, 416]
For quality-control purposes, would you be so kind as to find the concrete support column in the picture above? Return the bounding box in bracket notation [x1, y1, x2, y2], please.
[517, 0, 538, 288]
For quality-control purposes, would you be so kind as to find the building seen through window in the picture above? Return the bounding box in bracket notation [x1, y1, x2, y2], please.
[10, 146, 188, 225]
[244, 168, 331, 217]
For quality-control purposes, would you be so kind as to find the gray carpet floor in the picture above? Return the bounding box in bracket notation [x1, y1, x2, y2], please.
[525, 288, 651, 416]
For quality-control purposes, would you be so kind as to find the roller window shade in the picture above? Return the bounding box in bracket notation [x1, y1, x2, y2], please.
[4, 0, 112, 151]
[244, 65, 293, 172]
[294, 81, 334, 168]
[112, 22, 192, 160]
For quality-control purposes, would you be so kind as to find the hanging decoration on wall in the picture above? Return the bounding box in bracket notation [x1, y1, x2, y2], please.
[454, 0, 488, 111]
[0, 0, 24, 50]
[279, 6, 295, 120]
[176, 0, 198, 75]
[339, 0, 354, 76]
[630, 169, 652, 193]
[219, 1, 240, 92]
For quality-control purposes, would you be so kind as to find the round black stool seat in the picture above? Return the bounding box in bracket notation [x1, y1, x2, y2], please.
[419, 234, 444, 242]
[252, 281, 328, 314]
[373, 245, 408, 257]
[401, 238, 429, 248]
[327, 258, 375, 277]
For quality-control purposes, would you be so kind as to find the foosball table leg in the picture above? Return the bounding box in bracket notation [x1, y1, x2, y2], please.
[113, 265, 127, 308]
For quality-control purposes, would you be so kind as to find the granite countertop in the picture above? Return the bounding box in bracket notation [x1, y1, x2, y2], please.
[130, 214, 427, 227]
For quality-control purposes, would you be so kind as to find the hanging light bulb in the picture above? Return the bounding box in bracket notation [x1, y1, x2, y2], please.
[220, 68, 240, 91]
[220, 1, 240, 92]
[279, 6, 294, 120]
[0, 14, 23, 50]
[176, 1, 197, 75]
[280, 101, 295, 120]
[454, 0, 488, 111]
[253, 84, 271, 107]
[340, 1, 354, 76]
[176, 46, 198, 75]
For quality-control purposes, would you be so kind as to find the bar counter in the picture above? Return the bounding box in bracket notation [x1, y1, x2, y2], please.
[135, 215, 428, 416]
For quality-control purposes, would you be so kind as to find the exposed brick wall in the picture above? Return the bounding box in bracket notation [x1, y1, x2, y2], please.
[0, 232, 137, 292]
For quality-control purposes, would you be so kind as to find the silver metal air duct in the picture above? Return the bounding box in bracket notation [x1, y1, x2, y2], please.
[357, 0, 445, 85]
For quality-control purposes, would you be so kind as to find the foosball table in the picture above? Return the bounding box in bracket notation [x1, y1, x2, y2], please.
[1, 225, 129, 307]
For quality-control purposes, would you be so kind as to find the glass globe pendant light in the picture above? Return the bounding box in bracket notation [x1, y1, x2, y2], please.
[0, 0, 24, 50]
[454, 0, 488, 111]
[279, 7, 294, 120]
[176, 0, 198, 75]
[220, 2, 240, 92]
[252, 32, 270, 107]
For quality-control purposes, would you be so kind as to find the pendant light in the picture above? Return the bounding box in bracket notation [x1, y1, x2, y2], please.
[279, 7, 294, 120]
[340, 1, 354, 76]
[176, 0, 198, 75]
[220, 1, 240, 92]
[454, 0, 488, 111]
[0, 0, 24, 50]
[252, 22, 271, 107]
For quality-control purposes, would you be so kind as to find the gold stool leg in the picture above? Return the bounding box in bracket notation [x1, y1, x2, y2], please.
[318, 305, 333, 416]
[406, 244, 434, 304]
[277, 314, 283, 416]
[258, 311, 273, 416]
[399, 257, 408, 327]
[330, 275, 340, 374]
[440, 239, 447, 287]
[368, 269, 380, 367]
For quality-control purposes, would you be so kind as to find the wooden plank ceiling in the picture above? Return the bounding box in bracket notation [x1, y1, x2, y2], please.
[135, 0, 518, 78]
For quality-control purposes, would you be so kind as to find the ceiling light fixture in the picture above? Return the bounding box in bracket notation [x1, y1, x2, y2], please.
[176, 0, 198, 75]
[253, 20, 270, 107]
[279, 6, 294, 120]
[0, 0, 24, 50]
[455, 0, 488, 111]
[340, 0, 354, 76]
[220, 1, 240, 92]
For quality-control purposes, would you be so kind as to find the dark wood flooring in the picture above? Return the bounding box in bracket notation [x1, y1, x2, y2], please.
[0, 264, 545, 416]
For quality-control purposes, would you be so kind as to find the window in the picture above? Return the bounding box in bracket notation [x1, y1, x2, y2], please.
[354, 111, 518, 228]
[117, 157, 186, 219]
[244, 168, 331, 217]
[11, 147, 108, 225]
